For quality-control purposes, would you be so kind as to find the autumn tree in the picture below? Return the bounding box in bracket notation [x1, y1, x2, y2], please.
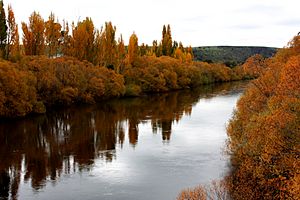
[71, 17, 95, 62]
[186, 46, 194, 63]
[152, 40, 161, 57]
[93, 22, 118, 68]
[128, 32, 139, 66]
[242, 54, 265, 78]
[0, 0, 7, 57]
[226, 34, 300, 199]
[102, 22, 117, 68]
[116, 35, 126, 73]
[61, 21, 72, 56]
[161, 24, 172, 56]
[94, 28, 103, 65]
[22, 11, 45, 55]
[174, 47, 184, 62]
[45, 12, 61, 57]
[6, 5, 19, 60]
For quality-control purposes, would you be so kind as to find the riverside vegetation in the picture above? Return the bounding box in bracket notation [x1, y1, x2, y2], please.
[178, 34, 300, 199]
[0, 3, 260, 118]
[0, 1, 299, 200]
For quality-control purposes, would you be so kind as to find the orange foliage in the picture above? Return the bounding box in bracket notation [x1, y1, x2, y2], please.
[242, 54, 265, 78]
[0, 60, 38, 117]
[71, 17, 95, 62]
[177, 180, 230, 200]
[6, 5, 20, 60]
[0, 56, 125, 118]
[127, 32, 139, 66]
[22, 11, 45, 55]
[1, 7, 259, 118]
[45, 12, 61, 58]
[227, 35, 300, 199]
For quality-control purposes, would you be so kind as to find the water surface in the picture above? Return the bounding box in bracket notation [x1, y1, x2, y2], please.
[0, 82, 247, 200]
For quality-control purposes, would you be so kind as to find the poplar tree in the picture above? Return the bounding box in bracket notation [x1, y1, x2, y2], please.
[161, 24, 172, 56]
[116, 34, 126, 73]
[22, 11, 45, 55]
[0, 0, 7, 57]
[72, 17, 95, 61]
[45, 12, 61, 57]
[6, 4, 19, 59]
[128, 32, 139, 65]
[103, 22, 117, 69]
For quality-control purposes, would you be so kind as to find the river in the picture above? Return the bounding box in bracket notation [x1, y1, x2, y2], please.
[0, 82, 247, 200]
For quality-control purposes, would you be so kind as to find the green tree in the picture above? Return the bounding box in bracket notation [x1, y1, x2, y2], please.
[0, 0, 7, 57]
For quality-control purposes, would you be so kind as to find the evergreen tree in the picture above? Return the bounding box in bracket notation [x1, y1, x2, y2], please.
[0, 0, 7, 57]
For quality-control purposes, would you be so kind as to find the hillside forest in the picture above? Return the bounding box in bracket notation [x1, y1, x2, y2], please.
[193, 46, 278, 67]
[0, 3, 263, 118]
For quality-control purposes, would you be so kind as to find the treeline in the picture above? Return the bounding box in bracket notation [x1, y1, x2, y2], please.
[177, 35, 300, 199]
[0, 3, 193, 66]
[0, 2, 258, 118]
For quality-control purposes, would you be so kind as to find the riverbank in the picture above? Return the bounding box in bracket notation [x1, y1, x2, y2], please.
[0, 55, 257, 118]
[177, 34, 300, 200]
[0, 81, 244, 200]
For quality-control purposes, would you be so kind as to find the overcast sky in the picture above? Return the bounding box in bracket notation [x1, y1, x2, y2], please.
[4, 0, 300, 47]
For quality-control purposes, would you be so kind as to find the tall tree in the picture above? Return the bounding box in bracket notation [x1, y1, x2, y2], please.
[128, 32, 139, 65]
[94, 28, 104, 66]
[152, 40, 158, 56]
[61, 20, 72, 56]
[45, 12, 61, 57]
[116, 34, 126, 73]
[103, 22, 117, 68]
[6, 4, 18, 59]
[161, 24, 172, 56]
[140, 43, 147, 56]
[22, 11, 45, 55]
[71, 17, 95, 62]
[0, 0, 7, 57]
[9, 23, 19, 59]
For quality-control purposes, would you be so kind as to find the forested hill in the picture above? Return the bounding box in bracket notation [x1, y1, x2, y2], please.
[193, 46, 278, 67]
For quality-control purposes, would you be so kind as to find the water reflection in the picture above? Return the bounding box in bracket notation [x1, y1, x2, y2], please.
[0, 82, 246, 199]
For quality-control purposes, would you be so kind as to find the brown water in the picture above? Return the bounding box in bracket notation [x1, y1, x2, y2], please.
[0, 82, 247, 200]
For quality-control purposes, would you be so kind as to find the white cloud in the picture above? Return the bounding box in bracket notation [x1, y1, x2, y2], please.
[5, 0, 300, 47]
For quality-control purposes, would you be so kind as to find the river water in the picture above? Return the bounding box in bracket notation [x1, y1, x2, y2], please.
[0, 82, 247, 200]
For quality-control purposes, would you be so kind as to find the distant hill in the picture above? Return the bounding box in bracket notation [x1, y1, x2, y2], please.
[193, 46, 278, 67]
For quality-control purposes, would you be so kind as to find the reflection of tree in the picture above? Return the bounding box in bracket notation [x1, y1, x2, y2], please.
[0, 171, 10, 199]
[128, 119, 139, 146]
[0, 81, 246, 197]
